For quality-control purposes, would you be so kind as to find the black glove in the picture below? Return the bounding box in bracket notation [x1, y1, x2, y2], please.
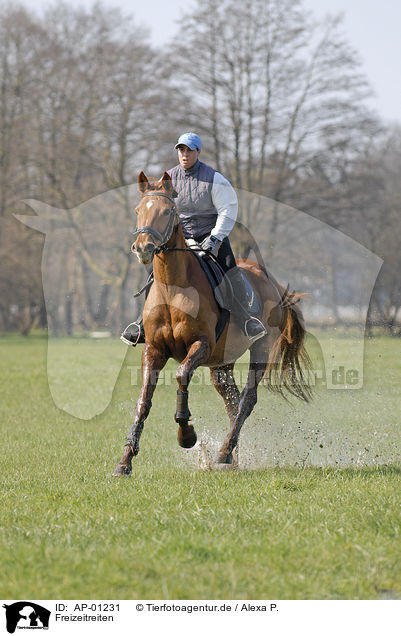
[200, 234, 221, 256]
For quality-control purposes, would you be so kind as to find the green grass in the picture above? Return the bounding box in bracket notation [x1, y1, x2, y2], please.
[0, 333, 400, 599]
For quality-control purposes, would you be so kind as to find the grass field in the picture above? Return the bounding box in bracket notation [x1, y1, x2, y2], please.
[0, 333, 400, 599]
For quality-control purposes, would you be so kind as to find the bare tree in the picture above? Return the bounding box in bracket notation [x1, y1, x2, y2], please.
[349, 128, 401, 333]
[0, 2, 180, 334]
[170, 0, 376, 240]
[0, 0, 398, 337]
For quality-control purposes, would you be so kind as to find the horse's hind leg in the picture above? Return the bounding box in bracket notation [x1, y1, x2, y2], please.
[175, 337, 210, 449]
[216, 342, 267, 465]
[113, 344, 166, 476]
[210, 364, 240, 465]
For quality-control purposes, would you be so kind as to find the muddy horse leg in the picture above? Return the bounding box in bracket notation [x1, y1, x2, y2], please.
[216, 342, 267, 465]
[175, 337, 210, 448]
[113, 344, 166, 476]
[210, 364, 241, 465]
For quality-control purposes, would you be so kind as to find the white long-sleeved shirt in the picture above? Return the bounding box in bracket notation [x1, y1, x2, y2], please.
[210, 171, 238, 241]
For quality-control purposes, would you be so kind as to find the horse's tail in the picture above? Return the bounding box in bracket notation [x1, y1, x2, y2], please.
[265, 300, 313, 402]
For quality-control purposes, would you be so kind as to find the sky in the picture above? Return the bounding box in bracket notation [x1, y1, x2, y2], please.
[17, 0, 401, 124]
[303, 0, 401, 124]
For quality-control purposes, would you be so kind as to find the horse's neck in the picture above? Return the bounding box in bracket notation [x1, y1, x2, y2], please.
[153, 225, 191, 288]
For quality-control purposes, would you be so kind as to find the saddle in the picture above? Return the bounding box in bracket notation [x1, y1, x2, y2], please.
[191, 247, 261, 342]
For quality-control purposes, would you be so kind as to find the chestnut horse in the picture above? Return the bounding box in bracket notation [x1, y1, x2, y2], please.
[113, 172, 311, 476]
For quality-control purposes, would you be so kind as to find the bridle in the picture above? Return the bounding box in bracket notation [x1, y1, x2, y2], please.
[131, 191, 178, 256]
[130, 189, 215, 272]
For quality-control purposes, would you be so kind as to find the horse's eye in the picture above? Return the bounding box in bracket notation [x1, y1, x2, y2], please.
[163, 208, 171, 216]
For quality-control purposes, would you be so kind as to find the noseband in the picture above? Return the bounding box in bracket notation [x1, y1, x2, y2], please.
[131, 191, 178, 255]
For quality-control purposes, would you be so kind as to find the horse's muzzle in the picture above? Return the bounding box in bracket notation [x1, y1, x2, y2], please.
[133, 236, 156, 264]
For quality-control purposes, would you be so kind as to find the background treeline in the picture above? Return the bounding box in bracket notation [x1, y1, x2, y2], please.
[0, 0, 400, 335]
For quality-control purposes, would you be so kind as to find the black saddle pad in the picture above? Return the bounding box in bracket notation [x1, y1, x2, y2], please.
[194, 252, 261, 341]
[194, 252, 230, 342]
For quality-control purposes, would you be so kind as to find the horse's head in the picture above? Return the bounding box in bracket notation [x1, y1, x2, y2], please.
[132, 171, 178, 264]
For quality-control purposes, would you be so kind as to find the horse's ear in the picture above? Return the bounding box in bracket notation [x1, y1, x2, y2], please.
[161, 171, 174, 196]
[138, 171, 149, 193]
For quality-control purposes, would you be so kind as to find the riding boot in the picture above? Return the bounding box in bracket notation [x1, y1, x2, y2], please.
[120, 270, 153, 346]
[227, 267, 267, 343]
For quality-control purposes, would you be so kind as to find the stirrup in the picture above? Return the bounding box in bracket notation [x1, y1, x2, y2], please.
[120, 320, 144, 346]
[244, 317, 267, 343]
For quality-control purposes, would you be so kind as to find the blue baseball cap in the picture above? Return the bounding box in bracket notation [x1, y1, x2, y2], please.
[174, 132, 202, 150]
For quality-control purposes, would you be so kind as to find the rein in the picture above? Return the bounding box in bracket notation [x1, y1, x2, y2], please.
[132, 242, 221, 299]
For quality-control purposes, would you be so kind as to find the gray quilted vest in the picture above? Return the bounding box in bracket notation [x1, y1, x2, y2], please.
[167, 160, 217, 239]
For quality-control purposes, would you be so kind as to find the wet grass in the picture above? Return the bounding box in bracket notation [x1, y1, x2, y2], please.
[0, 333, 400, 599]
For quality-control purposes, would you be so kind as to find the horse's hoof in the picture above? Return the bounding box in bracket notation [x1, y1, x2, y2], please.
[177, 425, 197, 449]
[215, 452, 238, 469]
[216, 452, 233, 464]
[112, 463, 132, 477]
[214, 462, 237, 471]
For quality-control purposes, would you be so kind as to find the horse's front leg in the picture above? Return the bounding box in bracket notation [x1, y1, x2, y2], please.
[175, 337, 210, 449]
[113, 344, 167, 476]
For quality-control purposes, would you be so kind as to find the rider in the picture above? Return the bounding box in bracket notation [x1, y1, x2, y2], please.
[121, 132, 267, 345]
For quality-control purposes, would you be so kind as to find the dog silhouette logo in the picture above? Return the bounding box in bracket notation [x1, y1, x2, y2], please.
[2, 602, 51, 633]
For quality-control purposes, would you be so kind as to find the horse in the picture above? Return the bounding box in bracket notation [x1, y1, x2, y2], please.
[113, 171, 311, 476]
